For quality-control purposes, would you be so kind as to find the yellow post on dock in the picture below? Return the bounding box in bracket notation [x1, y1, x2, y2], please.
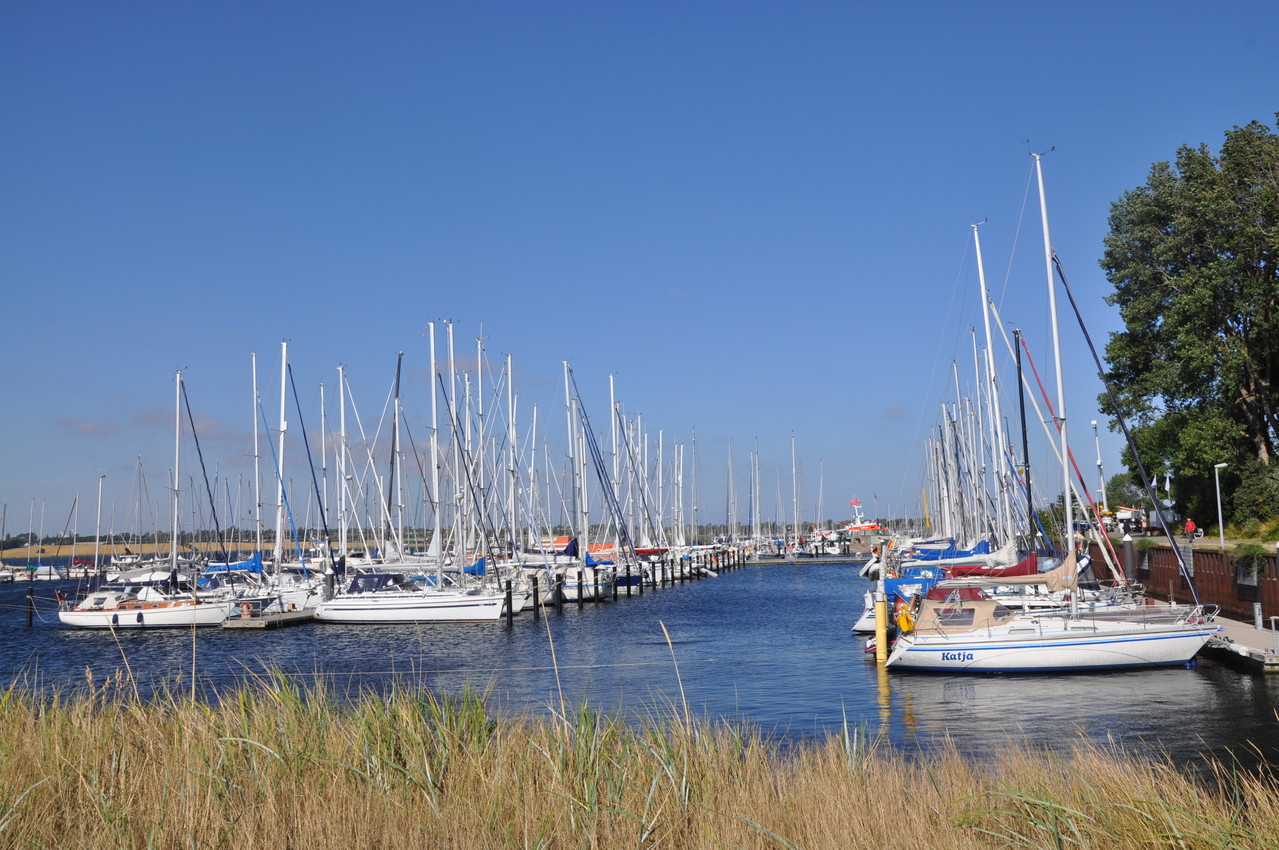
[874, 591, 888, 664]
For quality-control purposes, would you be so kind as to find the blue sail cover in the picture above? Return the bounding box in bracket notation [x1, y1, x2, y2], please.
[585, 553, 613, 566]
[909, 539, 992, 561]
[464, 557, 487, 576]
[884, 565, 945, 603]
[201, 552, 264, 574]
[558, 538, 579, 558]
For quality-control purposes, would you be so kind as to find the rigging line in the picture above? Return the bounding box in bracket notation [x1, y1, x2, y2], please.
[436, 371, 501, 563]
[912, 232, 978, 477]
[1053, 252, 1201, 604]
[614, 406, 661, 548]
[398, 405, 436, 526]
[180, 380, 229, 563]
[287, 364, 333, 578]
[385, 353, 402, 536]
[997, 160, 1037, 307]
[1016, 334, 1126, 581]
[567, 367, 639, 564]
[257, 398, 305, 568]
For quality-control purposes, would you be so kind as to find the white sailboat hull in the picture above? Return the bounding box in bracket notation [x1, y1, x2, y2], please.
[313, 589, 507, 623]
[851, 590, 878, 633]
[885, 619, 1219, 673]
[59, 599, 236, 629]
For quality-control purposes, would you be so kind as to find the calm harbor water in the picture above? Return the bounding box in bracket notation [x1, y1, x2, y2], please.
[3, 559, 1278, 769]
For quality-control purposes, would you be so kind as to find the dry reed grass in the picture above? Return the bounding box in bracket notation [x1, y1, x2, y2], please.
[0, 668, 1275, 849]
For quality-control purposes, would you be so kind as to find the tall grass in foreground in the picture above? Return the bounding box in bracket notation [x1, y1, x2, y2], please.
[0, 672, 1276, 849]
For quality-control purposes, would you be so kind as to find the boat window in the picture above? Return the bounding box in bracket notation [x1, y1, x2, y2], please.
[936, 607, 976, 626]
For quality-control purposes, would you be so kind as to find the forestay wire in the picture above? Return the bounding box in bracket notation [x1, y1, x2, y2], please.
[1052, 251, 1201, 606]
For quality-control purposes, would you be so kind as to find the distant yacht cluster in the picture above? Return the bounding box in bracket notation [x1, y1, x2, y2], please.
[26, 322, 873, 630]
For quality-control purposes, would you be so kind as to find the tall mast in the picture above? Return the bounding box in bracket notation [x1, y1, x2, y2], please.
[1033, 152, 1074, 603]
[252, 353, 263, 558]
[725, 437, 734, 543]
[94, 473, 104, 575]
[563, 361, 576, 545]
[476, 335, 485, 544]
[609, 375, 619, 501]
[1013, 329, 1034, 539]
[658, 429, 666, 546]
[274, 341, 288, 568]
[690, 427, 698, 544]
[974, 222, 1012, 543]
[389, 351, 404, 557]
[507, 352, 517, 558]
[427, 323, 442, 564]
[790, 432, 799, 551]
[338, 364, 348, 556]
[319, 381, 328, 536]
[172, 369, 182, 570]
[448, 323, 460, 561]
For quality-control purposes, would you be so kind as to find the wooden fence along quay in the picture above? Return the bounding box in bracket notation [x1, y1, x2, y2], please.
[1090, 538, 1279, 672]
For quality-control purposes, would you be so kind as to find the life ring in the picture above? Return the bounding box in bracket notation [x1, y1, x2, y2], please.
[239, 602, 254, 619]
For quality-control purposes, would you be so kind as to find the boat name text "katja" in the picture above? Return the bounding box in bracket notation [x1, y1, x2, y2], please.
[940, 651, 975, 662]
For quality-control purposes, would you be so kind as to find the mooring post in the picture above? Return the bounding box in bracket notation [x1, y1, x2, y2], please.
[505, 580, 514, 627]
[532, 576, 540, 621]
[555, 575, 564, 615]
[625, 563, 632, 597]
[577, 570, 584, 609]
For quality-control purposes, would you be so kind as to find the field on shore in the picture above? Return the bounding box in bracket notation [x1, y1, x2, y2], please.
[0, 541, 262, 560]
[1, 673, 1275, 849]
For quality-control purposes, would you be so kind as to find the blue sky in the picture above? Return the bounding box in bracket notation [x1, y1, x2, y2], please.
[3, 1, 1277, 536]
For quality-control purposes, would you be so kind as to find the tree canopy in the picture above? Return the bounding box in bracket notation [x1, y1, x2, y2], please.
[1100, 115, 1279, 522]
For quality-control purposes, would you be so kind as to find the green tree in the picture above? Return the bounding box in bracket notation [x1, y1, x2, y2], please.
[1100, 115, 1279, 521]
[1104, 472, 1154, 511]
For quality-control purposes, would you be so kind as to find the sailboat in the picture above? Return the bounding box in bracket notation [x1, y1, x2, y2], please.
[883, 558, 1219, 672]
[60, 371, 252, 628]
[886, 155, 1219, 672]
[313, 333, 514, 624]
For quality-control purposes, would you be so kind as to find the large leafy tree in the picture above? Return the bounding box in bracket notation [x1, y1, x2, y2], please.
[1100, 116, 1279, 520]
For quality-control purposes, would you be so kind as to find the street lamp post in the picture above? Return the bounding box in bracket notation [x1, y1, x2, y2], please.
[1213, 462, 1228, 550]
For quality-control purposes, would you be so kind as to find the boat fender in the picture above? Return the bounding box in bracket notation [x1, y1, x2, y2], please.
[896, 606, 914, 633]
[136, 612, 144, 624]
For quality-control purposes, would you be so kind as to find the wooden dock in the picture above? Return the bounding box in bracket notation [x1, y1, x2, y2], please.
[223, 609, 315, 630]
[1200, 611, 1279, 672]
